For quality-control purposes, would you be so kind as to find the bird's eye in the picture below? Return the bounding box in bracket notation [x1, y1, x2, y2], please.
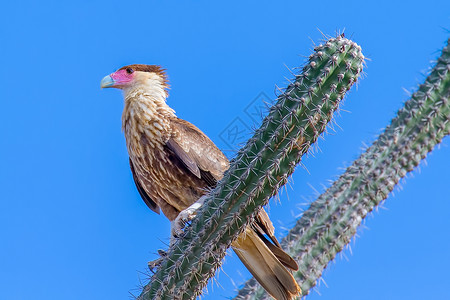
[126, 68, 134, 74]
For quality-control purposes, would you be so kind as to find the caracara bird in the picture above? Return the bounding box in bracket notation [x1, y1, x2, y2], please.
[101, 64, 301, 300]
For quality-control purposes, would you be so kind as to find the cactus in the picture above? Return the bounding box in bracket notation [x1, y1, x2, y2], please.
[136, 36, 364, 300]
[235, 38, 450, 299]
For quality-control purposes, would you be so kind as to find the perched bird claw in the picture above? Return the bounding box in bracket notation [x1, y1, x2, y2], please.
[157, 249, 167, 257]
[148, 258, 163, 273]
[171, 196, 206, 238]
[147, 249, 167, 272]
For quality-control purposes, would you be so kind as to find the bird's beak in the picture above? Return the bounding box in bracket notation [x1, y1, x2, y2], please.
[100, 75, 115, 88]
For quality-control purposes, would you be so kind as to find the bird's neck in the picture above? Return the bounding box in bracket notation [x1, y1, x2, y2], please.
[121, 85, 175, 152]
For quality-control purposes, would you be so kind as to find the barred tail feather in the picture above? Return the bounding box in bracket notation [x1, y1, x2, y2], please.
[232, 228, 301, 300]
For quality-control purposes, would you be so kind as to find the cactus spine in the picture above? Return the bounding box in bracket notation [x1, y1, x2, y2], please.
[137, 36, 364, 300]
[235, 38, 450, 299]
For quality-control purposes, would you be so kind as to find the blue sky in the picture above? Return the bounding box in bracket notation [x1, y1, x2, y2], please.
[1, 1, 449, 299]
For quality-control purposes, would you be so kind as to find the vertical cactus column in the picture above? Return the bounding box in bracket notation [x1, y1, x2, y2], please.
[137, 36, 365, 300]
[235, 38, 450, 299]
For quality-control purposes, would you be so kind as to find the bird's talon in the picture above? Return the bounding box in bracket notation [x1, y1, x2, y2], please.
[171, 201, 202, 237]
[148, 257, 163, 272]
[147, 249, 169, 272]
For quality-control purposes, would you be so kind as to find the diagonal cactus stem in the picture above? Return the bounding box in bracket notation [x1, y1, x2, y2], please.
[235, 38, 450, 299]
[137, 36, 365, 300]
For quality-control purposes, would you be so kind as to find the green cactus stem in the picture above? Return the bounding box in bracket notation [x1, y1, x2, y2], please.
[235, 38, 450, 299]
[136, 36, 364, 300]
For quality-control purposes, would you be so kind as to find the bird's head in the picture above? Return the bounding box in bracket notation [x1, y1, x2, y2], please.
[101, 64, 169, 94]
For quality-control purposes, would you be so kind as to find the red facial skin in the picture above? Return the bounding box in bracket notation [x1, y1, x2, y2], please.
[109, 69, 135, 88]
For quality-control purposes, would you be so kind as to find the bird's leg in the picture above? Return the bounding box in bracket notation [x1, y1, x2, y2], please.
[171, 195, 207, 242]
[149, 196, 207, 271]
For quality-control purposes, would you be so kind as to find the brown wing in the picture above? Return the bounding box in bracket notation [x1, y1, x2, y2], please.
[167, 118, 229, 187]
[129, 158, 160, 214]
[167, 119, 299, 269]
